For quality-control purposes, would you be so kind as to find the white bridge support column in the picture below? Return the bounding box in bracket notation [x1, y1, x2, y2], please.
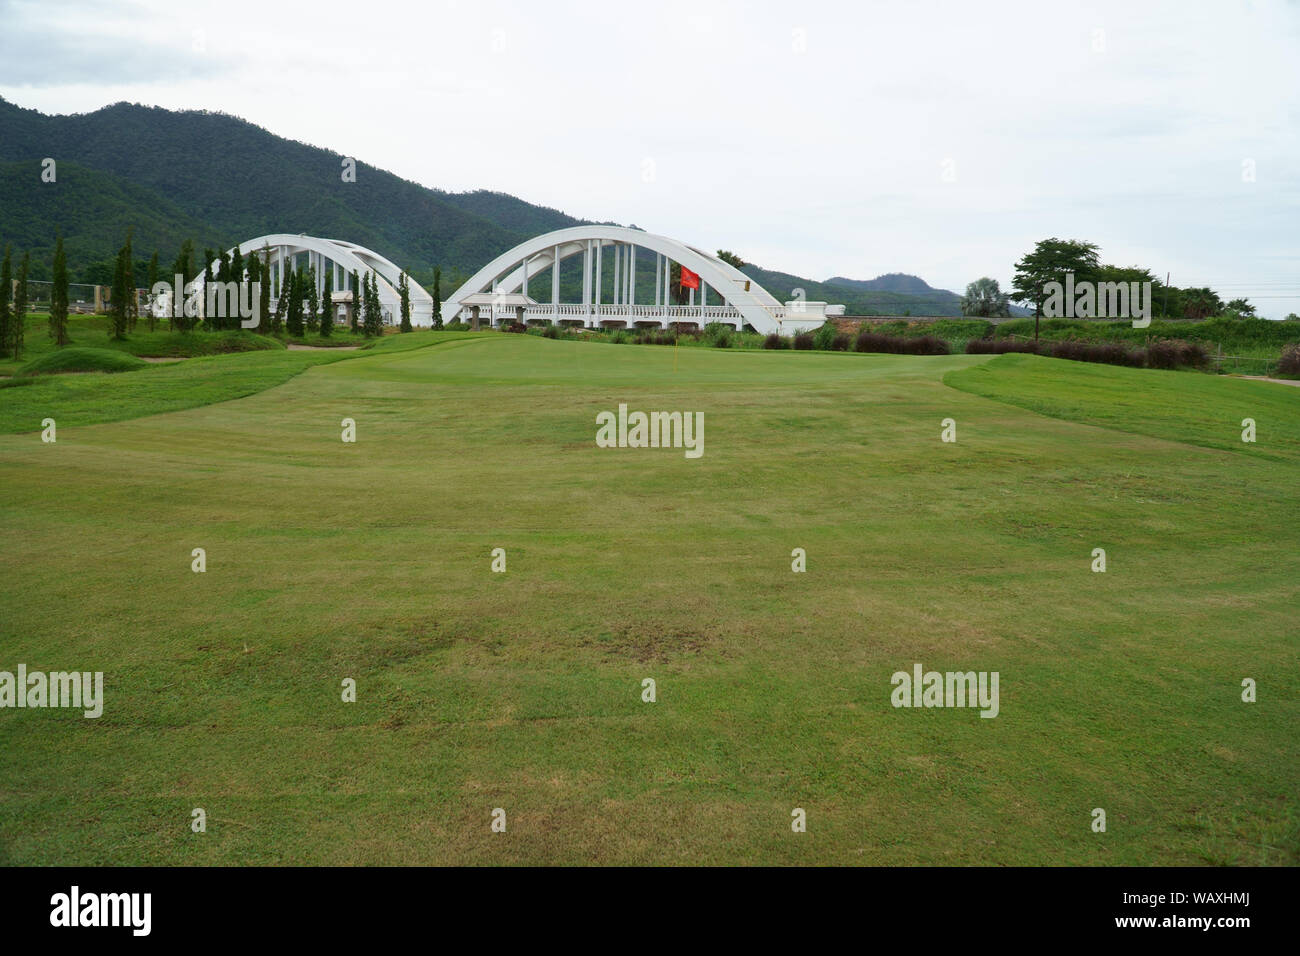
[662, 254, 670, 325]
[613, 244, 621, 308]
[585, 239, 595, 321]
[551, 244, 560, 323]
[594, 240, 602, 325]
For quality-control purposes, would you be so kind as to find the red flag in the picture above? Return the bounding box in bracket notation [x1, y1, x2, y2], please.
[679, 266, 700, 290]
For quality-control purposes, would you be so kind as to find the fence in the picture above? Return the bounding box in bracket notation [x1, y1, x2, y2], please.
[4, 279, 151, 315]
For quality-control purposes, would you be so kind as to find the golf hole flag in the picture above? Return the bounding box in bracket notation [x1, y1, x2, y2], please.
[679, 266, 700, 290]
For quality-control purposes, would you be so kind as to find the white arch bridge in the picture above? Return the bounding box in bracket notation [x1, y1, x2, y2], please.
[444, 225, 842, 336]
[179, 234, 433, 326]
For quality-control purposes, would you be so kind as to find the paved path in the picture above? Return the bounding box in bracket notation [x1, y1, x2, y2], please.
[1238, 375, 1300, 388]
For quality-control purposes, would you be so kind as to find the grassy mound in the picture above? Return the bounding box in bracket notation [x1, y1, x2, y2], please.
[17, 347, 149, 376]
[108, 329, 285, 358]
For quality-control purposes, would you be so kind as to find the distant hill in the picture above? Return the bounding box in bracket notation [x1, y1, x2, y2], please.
[0, 97, 583, 286]
[822, 272, 1031, 317]
[0, 97, 1010, 315]
[825, 272, 942, 296]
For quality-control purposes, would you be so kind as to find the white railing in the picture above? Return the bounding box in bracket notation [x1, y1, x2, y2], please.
[456, 303, 763, 325]
[518, 304, 743, 319]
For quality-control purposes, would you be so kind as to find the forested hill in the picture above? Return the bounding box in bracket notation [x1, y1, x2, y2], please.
[0, 97, 586, 286]
[1, 97, 982, 314]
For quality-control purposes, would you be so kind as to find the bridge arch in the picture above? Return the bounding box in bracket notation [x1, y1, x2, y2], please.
[186, 233, 433, 326]
[443, 225, 835, 336]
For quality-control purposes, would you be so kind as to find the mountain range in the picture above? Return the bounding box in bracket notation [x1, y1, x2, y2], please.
[0, 97, 990, 316]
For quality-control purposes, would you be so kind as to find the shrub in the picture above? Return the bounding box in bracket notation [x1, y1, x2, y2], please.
[793, 332, 815, 350]
[852, 331, 949, 355]
[813, 321, 838, 351]
[965, 338, 1041, 355]
[1048, 340, 1135, 366]
[1277, 343, 1300, 378]
[542, 324, 560, 339]
[908, 335, 950, 355]
[853, 331, 894, 353]
[503, 321, 527, 334]
[763, 333, 788, 350]
[831, 333, 852, 351]
[633, 331, 677, 346]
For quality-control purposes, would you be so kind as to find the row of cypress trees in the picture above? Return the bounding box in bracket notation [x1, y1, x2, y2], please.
[1, 234, 448, 358]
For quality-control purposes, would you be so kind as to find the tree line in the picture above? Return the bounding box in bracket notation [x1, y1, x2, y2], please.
[0, 231, 451, 359]
[960, 238, 1271, 323]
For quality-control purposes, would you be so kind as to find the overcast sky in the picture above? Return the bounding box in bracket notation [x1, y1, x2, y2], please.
[2, 0, 1297, 315]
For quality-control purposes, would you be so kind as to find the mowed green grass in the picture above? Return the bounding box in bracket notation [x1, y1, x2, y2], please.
[0, 336, 1295, 865]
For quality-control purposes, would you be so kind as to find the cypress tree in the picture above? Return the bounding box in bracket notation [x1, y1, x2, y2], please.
[145, 251, 159, 332]
[12, 250, 29, 359]
[0, 246, 10, 355]
[432, 267, 442, 329]
[319, 269, 333, 337]
[170, 239, 194, 331]
[350, 271, 360, 332]
[285, 266, 304, 337]
[110, 244, 129, 340]
[258, 250, 271, 334]
[364, 272, 382, 337]
[50, 235, 70, 346]
[305, 265, 319, 334]
[123, 230, 136, 331]
[245, 254, 261, 332]
[399, 271, 412, 332]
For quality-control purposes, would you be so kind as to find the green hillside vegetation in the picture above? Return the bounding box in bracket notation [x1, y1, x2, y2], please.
[1, 98, 977, 315]
[0, 98, 580, 287]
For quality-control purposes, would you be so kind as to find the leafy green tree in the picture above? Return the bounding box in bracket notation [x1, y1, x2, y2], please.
[50, 235, 70, 345]
[716, 250, 747, 268]
[1012, 238, 1101, 314]
[12, 251, 29, 359]
[399, 271, 412, 332]
[0, 246, 10, 355]
[431, 267, 442, 329]
[1225, 297, 1255, 317]
[960, 277, 1011, 318]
